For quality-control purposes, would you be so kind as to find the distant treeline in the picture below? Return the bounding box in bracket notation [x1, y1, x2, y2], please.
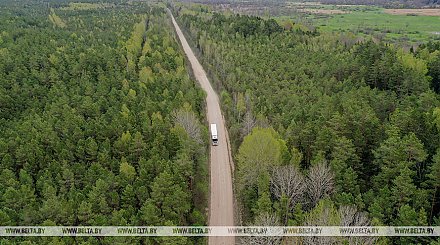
[180, 0, 439, 9]
[310, 0, 439, 8]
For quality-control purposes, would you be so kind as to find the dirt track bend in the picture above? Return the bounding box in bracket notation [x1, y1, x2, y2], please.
[169, 10, 235, 245]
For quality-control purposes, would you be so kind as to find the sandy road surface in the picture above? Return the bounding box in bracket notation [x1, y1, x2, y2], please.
[169, 10, 235, 245]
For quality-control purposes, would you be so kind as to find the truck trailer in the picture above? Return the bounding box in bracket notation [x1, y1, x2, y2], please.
[210, 123, 218, 146]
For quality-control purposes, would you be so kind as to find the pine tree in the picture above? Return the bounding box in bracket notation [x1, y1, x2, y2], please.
[392, 167, 417, 208]
[77, 201, 93, 224]
[119, 157, 136, 185]
[139, 199, 161, 225]
[150, 171, 190, 224]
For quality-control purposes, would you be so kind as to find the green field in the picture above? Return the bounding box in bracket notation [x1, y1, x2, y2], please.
[277, 3, 440, 44]
[315, 10, 440, 43]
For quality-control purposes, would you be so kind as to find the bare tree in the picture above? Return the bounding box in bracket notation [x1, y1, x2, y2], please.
[302, 204, 376, 245]
[241, 110, 256, 137]
[306, 162, 335, 208]
[339, 205, 377, 245]
[172, 109, 202, 144]
[302, 199, 340, 245]
[270, 165, 305, 223]
[240, 212, 282, 245]
[339, 205, 369, 226]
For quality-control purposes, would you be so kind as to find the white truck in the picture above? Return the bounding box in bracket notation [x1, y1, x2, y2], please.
[210, 123, 218, 146]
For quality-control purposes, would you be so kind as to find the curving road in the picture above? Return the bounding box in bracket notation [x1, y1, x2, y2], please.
[169, 10, 235, 245]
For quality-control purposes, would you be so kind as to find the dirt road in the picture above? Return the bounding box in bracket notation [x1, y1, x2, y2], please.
[169, 10, 235, 245]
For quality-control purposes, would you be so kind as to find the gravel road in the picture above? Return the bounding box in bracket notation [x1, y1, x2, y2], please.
[169, 10, 235, 245]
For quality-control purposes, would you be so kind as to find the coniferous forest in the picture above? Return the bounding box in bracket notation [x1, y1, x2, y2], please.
[0, 1, 208, 244]
[1, 0, 440, 244]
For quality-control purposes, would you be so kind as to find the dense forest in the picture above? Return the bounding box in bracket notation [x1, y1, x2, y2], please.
[0, 1, 208, 244]
[2, 0, 440, 244]
[174, 3, 440, 244]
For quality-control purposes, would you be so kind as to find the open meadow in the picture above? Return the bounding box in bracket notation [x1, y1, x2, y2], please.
[276, 2, 440, 44]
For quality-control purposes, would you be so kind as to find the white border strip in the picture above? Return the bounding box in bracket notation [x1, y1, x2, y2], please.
[0, 226, 439, 237]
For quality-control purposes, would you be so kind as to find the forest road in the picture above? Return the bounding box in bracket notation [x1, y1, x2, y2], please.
[169, 10, 236, 245]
